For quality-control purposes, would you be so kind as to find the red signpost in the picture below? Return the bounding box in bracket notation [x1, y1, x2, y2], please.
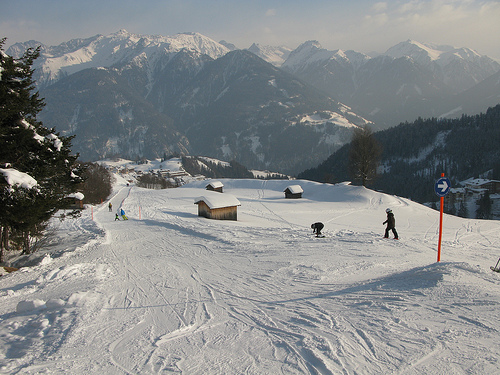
[435, 173, 451, 262]
[437, 195, 444, 262]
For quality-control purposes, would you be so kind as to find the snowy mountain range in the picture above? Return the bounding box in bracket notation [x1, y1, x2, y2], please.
[6, 31, 500, 174]
[7, 30, 230, 89]
[280, 39, 500, 127]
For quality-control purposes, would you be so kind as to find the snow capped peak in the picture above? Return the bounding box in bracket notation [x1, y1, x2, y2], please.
[283, 41, 329, 69]
[16, 30, 231, 88]
[5, 40, 47, 59]
[113, 29, 131, 37]
[446, 46, 482, 61]
[382, 39, 500, 91]
[167, 32, 230, 58]
[385, 39, 443, 63]
[290, 40, 324, 57]
[283, 41, 369, 71]
[384, 39, 488, 67]
[246, 43, 292, 66]
[219, 40, 238, 51]
[298, 40, 323, 50]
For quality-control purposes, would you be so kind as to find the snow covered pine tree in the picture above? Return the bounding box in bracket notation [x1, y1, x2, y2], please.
[0, 38, 84, 257]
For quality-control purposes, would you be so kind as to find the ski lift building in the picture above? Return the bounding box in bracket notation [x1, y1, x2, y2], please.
[284, 184, 303, 199]
[194, 192, 241, 221]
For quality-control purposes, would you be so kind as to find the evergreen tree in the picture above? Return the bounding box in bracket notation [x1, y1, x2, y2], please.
[0, 39, 84, 257]
[348, 125, 382, 187]
[476, 191, 492, 220]
[457, 201, 468, 218]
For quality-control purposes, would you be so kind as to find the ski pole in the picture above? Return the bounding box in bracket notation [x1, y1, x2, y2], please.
[494, 257, 500, 270]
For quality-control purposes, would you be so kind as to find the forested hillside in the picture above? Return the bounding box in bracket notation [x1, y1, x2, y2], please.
[181, 156, 254, 179]
[298, 105, 500, 204]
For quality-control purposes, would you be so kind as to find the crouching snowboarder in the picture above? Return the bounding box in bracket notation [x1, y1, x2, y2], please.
[383, 208, 398, 239]
[311, 222, 324, 237]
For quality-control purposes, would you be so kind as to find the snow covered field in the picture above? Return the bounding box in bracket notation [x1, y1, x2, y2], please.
[1, 177, 499, 374]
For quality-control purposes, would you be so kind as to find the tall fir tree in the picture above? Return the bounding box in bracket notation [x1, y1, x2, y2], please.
[0, 38, 84, 258]
[476, 191, 492, 220]
[348, 126, 382, 187]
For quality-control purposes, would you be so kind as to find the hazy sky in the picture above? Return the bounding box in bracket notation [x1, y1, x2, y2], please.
[2, 0, 500, 59]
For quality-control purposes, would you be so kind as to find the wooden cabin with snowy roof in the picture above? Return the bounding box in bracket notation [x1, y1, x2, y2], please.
[284, 184, 303, 199]
[206, 181, 224, 193]
[67, 192, 85, 209]
[194, 192, 241, 221]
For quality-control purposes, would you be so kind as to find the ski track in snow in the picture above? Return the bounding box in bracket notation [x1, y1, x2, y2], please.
[1, 179, 500, 374]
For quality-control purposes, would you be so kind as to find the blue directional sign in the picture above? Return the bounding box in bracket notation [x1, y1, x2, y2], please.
[434, 177, 451, 197]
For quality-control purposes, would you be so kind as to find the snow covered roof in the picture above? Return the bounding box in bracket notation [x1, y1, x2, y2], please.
[284, 185, 303, 194]
[464, 178, 500, 186]
[194, 192, 241, 209]
[206, 181, 224, 189]
[0, 168, 38, 192]
[68, 192, 85, 200]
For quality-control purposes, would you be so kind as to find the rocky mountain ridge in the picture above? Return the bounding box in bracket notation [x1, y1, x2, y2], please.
[6, 31, 499, 174]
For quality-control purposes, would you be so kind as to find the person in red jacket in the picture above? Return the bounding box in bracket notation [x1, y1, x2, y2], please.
[383, 208, 398, 239]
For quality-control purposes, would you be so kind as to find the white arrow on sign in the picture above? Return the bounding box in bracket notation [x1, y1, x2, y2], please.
[437, 180, 448, 192]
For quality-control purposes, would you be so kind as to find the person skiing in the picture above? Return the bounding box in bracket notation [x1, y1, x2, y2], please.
[115, 213, 120, 221]
[311, 222, 324, 237]
[383, 208, 398, 239]
[108, 202, 113, 212]
[120, 208, 128, 220]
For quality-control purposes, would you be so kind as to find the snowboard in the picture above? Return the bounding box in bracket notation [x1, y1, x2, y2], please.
[491, 258, 500, 272]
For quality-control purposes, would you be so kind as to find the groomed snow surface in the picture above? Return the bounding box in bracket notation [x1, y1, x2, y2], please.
[1, 177, 499, 374]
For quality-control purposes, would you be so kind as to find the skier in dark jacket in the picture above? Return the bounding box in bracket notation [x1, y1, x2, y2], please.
[383, 208, 398, 239]
[311, 222, 324, 237]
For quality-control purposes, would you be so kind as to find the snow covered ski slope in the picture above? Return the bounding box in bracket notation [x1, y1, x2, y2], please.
[1, 178, 499, 374]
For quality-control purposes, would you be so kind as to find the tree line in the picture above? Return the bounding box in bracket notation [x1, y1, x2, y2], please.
[181, 156, 254, 179]
[299, 105, 500, 209]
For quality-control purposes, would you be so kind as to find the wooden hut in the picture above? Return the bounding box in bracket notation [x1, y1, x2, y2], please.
[194, 192, 241, 221]
[67, 192, 85, 209]
[206, 181, 224, 193]
[284, 184, 303, 199]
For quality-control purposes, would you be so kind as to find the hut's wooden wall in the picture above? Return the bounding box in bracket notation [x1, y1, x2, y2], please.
[197, 201, 238, 220]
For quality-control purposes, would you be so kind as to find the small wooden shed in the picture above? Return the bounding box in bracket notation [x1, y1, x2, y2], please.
[206, 181, 224, 193]
[284, 184, 303, 199]
[67, 192, 85, 209]
[194, 192, 241, 221]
